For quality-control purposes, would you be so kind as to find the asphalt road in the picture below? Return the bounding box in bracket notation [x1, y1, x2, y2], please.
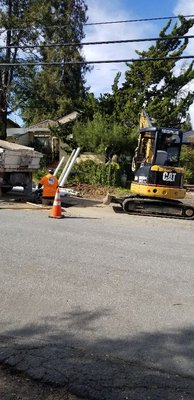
[0, 204, 194, 399]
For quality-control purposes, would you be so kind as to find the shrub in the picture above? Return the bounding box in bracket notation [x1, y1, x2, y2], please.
[33, 167, 48, 183]
[68, 160, 121, 186]
[180, 146, 194, 184]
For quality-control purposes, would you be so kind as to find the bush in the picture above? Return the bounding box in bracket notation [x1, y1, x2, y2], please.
[180, 146, 194, 184]
[68, 160, 122, 186]
[33, 167, 48, 183]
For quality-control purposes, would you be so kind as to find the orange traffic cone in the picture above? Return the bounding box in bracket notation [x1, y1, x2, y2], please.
[49, 188, 64, 219]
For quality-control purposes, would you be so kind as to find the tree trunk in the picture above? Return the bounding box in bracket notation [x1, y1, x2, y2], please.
[0, 86, 7, 140]
[0, 0, 13, 140]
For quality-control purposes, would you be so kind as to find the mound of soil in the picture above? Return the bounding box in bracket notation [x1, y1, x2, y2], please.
[63, 183, 119, 200]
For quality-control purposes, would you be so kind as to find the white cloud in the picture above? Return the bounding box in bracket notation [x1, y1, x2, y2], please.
[174, 0, 194, 55]
[174, 0, 194, 15]
[83, 0, 154, 95]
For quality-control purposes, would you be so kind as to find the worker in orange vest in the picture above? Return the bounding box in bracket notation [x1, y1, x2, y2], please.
[38, 169, 58, 205]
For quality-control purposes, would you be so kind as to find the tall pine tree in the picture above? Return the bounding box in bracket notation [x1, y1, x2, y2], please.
[15, 0, 88, 125]
[0, 0, 88, 139]
[0, 0, 40, 138]
[100, 16, 194, 130]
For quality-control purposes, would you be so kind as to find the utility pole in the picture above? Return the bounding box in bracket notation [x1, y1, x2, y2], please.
[0, 83, 7, 140]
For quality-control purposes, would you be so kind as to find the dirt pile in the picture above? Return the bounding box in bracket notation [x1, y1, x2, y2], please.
[63, 183, 118, 200]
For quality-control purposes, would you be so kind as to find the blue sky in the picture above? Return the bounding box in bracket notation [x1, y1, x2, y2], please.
[83, 0, 194, 127]
[120, 0, 178, 18]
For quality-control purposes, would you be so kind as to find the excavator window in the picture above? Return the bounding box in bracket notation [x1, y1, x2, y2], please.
[166, 146, 179, 165]
[132, 128, 182, 171]
[155, 150, 168, 165]
[156, 131, 181, 166]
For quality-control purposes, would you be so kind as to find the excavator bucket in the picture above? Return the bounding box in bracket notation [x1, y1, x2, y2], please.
[103, 192, 114, 205]
[103, 192, 125, 206]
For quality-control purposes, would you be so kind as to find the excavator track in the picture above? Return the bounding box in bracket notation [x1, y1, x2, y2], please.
[121, 196, 194, 220]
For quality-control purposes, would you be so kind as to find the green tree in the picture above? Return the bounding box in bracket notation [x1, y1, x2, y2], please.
[79, 92, 99, 121]
[0, 0, 88, 140]
[101, 16, 194, 130]
[15, 0, 88, 125]
[0, 0, 40, 139]
[180, 145, 194, 183]
[73, 111, 137, 156]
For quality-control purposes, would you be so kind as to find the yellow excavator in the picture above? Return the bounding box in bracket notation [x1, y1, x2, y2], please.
[104, 110, 194, 219]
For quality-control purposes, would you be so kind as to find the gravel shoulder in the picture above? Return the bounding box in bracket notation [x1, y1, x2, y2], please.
[0, 363, 80, 400]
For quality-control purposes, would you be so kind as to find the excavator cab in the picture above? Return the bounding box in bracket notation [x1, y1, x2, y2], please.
[132, 127, 182, 170]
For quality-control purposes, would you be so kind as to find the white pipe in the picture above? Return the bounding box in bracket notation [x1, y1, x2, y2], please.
[58, 150, 75, 184]
[58, 149, 76, 185]
[53, 156, 65, 176]
[60, 147, 81, 187]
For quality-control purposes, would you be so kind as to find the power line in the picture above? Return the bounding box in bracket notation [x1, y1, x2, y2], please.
[86, 15, 194, 26]
[0, 35, 194, 50]
[0, 55, 194, 67]
[1, 14, 194, 32]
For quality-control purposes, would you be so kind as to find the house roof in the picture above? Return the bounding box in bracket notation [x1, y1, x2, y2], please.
[28, 119, 57, 129]
[27, 111, 79, 130]
[7, 118, 20, 128]
[6, 111, 79, 137]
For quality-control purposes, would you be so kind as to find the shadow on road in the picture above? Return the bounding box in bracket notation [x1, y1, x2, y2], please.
[1, 307, 194, 399]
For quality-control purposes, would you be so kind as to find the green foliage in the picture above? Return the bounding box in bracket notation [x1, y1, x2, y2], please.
[79, 93, 99, 121]
[15, 0, 88, 125]
[73, 112, 138, 157]
[0, 0, 41, 138]
[33, 167, 48, 183]
[180, 145, 194, 183]
[99, 16, 194, 130]
[71, 16, 194, 168]
[69, 160, 121, 186]
[0, 0, 88, 139]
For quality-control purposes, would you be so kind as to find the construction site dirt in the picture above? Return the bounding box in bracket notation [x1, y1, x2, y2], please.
[1, 183, 194, 210]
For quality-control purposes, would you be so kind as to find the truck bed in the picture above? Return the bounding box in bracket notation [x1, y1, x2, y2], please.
[0, 140, 42, 171]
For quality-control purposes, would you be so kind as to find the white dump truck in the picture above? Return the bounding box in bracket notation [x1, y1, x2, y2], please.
[0, 140, 43, 196]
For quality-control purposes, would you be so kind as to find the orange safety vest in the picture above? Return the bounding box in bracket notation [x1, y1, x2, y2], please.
[39, 173, 58, 197]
